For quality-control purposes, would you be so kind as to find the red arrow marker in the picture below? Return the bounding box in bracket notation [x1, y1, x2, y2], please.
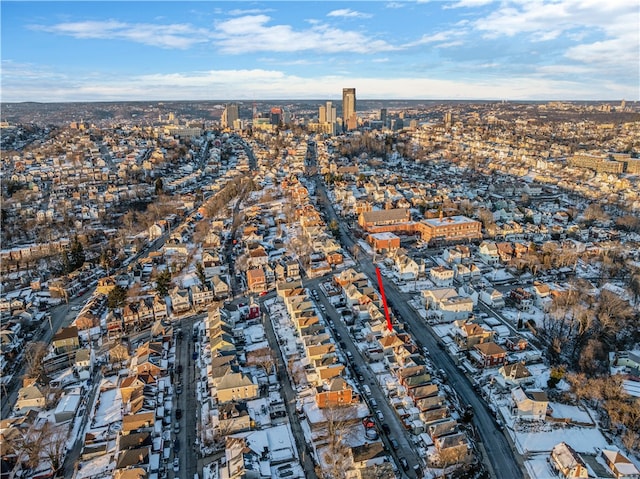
[376, 267, 393, 332]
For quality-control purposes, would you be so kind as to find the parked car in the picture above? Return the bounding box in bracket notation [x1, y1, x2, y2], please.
[175, 409, 182, 420]
[173, 458, 180, 472]
[390, 438, 399, 450]
[399, 457, 409, 470]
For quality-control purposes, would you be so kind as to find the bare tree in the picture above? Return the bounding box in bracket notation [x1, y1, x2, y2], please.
[622, 430, 639, 455]
[582, 203, 609, 223]
[246, 347, 275, 376]
[41, 422, 68, 475]
[320, 405, 359, 479]
[24, 341, 50, 384]
[109, 341, 131, 367]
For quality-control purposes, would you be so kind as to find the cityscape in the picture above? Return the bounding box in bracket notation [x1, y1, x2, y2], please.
[1, 2, 640, 479]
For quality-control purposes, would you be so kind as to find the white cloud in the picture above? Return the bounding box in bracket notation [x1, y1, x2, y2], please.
[471, 0, 638, 79]
[228, 8, 274, 16]
[3, 62, 635, 102]
[385, 2, 405, 8]
[327, 9, 372, 19]
[444, 0, 495, 9]
[404, 29, 466, 47]
[212, 15, 397, 54]
[29, 20, 210, 49]
[474, 0, 636, 40]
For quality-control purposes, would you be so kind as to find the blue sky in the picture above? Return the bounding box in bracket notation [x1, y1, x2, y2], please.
[1, 1, 638, 102]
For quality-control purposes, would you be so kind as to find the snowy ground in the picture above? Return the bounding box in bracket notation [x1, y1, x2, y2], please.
[507, 416, 609, 455]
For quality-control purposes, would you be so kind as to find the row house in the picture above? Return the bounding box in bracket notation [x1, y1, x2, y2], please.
[211, 275, 231, 299]
[246, 267, 267, 293]
[191, 283, 215, 308]
[315, 376, 356, 409]
[169, 287, 191, 314]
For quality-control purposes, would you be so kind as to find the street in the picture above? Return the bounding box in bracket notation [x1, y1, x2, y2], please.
[261, 299, 319, 479]
[313, 174, 525, 479]
[1, 294, 87, 419]
[306, 279, 417, 477]
[174, 316, 199, 479]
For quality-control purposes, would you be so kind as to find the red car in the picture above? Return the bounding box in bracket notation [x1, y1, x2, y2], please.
[259, 291, 268, 296]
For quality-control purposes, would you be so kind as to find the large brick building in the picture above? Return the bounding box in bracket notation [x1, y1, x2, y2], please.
[416, 215, 482, 245]
[358, 208, 412, 233]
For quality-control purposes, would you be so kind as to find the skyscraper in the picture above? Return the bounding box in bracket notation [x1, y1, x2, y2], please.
[319, 106, 326, 124]
[270, 107, 282, 126]
[342, 88, 356, 131]
[221, 103, 239, 129]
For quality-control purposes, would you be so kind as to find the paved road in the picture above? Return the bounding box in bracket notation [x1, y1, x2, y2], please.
[174, 316, 199, 479]
[1, 294, 88, 419]
[311, 281, 420, 478]
[260, 298, 319, 479]
[313, 175, 525, 479]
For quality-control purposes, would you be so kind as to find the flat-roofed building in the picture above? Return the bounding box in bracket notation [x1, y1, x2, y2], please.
[416, 215, 482, 245]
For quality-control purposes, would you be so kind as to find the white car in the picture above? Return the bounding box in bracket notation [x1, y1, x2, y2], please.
[173, 458, 179, 472]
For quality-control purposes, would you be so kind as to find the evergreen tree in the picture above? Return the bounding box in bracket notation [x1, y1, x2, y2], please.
[70, 235, 85, 270]
[195, 262, 207, 287]
[155, 270, 172, 297]
[107, 285, 127, 310]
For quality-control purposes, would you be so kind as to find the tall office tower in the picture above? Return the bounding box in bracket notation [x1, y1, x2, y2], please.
[380, 108, 387, 125]
[319, 106, 327, 123]
[342, 88, 357, 131]
[270, 107, 283, 126]
[326, 101, 336, 124]
[221, 103, 239, 129]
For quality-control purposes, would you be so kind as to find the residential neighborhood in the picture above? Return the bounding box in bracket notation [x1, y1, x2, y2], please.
[1, 98, 639, 479]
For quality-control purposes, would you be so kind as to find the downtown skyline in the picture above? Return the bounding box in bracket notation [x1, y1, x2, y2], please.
[1, 0, 638, 103]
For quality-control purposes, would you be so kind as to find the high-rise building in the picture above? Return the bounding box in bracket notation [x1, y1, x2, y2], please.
[221, 103, 239, 129]
[319, 106, 327, 124]
[326, 101, 336, 124]
[270, 107, 282, 126]
[342, 88, 357, 131]
[318, 101, 337, 135]
[380, 108, 387, 125]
